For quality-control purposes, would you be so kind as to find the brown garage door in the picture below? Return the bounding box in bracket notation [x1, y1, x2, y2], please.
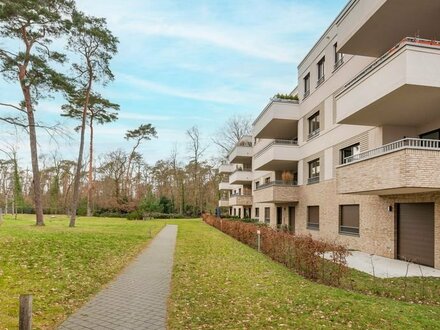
[398, 203, 435, 267]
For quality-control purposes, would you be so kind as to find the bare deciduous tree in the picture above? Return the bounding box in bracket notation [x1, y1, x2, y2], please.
[212, 114, 253, 159]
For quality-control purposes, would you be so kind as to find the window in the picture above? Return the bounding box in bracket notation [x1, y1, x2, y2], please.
[233, 208, 236, 216]
[317, 57, 325, 85]
[340, 143, 360, 164]
[265, 177, 270, 184]
[420, 129, 440, 140]
[255, 207, 260, 218]
[308, 112, 320, 139]
[264, 207, 270, 224]
[255, 181, 260, 189]
[307, 206, 319, 230]
[308, 158, 320, 184]
[334, 43, 344, 69]
[304, 73, 310, 98]
[340, 205, 360, 235]
[238, 208, 241, 218]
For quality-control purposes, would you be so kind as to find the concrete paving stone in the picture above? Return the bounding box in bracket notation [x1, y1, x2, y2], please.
[58, 225, 177, 330]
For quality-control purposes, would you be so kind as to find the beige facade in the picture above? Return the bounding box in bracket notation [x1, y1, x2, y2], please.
[217, 0, 440, 269]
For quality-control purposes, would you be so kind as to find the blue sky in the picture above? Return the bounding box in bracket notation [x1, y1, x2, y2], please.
[0, 0, 347, 165]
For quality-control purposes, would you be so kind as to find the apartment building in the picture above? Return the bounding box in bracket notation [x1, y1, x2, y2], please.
[218, 0, 440, 269]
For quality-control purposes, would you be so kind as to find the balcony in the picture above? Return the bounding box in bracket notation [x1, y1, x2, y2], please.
[229, 169, 253, 185]
[253, 139, 300, 171]
[218, 198, 229, 208]
[253, 99, 300, 139]
[337, 0, 440, 57]
[254, 181, 299, 204]
[337, 138, 440, 195]
[219, 181, 236, 191]
[229, 194, 252, 206]
[219, 163, 236, 174]
[228, 141, 253, 164]
[336, 38, 440, 127]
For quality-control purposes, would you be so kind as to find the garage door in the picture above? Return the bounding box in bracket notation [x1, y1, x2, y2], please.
[398, 203, 435, 267]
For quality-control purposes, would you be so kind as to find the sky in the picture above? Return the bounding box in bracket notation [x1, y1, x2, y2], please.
[0, 0, 347, 166]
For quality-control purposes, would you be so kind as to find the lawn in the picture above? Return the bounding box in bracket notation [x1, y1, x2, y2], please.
[0, 214, 165, 329]
[168, 220, 440, 329]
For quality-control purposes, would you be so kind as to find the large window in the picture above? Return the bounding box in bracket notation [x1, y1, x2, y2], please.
[308, 158, 320, 184]
[317, 57, 325, 85]
[255, 207, 260, 218]
[304, 73, 310, 98]
[307, 206, 319, 230]
[340, 205, 360, 235]
[264, 207, 270, 224]
[420, 129, 440, 140]
[308, 112, 320, 139]
[334, 43, 344, 69]
[340, 143, 360, 164]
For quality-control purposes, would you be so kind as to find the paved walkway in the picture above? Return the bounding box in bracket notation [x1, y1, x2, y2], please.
[326, 251, 440, 278]
[58, 225, 178, 330]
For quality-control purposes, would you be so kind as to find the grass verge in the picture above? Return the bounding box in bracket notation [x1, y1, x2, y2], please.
[168, 220, 440, 329]
[0, 214, 165, 329]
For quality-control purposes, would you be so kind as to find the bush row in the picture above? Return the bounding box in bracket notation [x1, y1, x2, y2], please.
[127, 211, 187, 220]
[203, 214, 349, 286]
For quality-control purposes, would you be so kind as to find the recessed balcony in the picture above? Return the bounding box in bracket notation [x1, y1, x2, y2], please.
[337, 0, 440, 57]
[336, 39, 440, 127]
[336, 138, 440, 195]
[253, 99, 300, 139]
[253, 139, 300, 171]
[253, 181, 299, 204]
[229, 169, 253, 185]
[229, 194, 252, 206]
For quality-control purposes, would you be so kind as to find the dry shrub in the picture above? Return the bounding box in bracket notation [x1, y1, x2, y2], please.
[203, 214, 349, 287]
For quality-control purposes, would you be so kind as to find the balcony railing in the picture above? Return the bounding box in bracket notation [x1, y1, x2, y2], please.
[254, 139, 298, 158]
[255, 180, 298, 191]
[338, 37, 440, 97]
[334, 57, 344, 71]
[307, 129, 320, 140]
[342, 138, 440, 165]
[307, 176, 320, 185]
[230, 193, 252, 198]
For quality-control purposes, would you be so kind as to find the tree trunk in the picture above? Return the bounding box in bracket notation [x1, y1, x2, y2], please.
[23, 87, 45, 226]
[86, 119, 94, 217]
[70, 78, 92, 227]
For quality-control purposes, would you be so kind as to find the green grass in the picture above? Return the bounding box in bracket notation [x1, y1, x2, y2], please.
[0, 214, 165, 329]
[344, 268, 440, 305]
[168, 220, 440, 329]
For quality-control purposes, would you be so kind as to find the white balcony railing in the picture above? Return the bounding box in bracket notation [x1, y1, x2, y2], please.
[254, 139, 298, 159]
[343, 138, 440, 165]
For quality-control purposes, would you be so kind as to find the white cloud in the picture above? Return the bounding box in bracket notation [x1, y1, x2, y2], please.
[119, 73, 261, 106]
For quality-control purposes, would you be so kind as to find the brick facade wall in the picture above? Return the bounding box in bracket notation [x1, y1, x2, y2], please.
[336, 149, 440, 194]
[262, 179, 440, 269]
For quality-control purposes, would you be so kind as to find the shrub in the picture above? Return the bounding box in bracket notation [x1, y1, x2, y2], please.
[203, 214, 349, 287]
